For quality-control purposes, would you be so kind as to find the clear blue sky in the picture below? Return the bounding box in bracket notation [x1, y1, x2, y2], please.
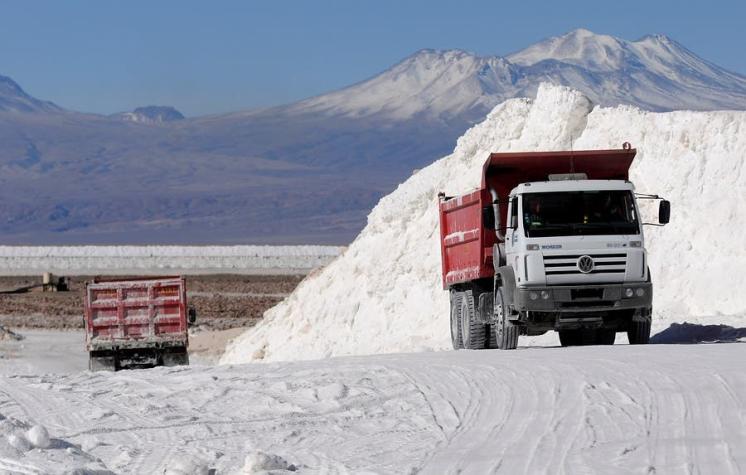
[1, 0, 744, 116]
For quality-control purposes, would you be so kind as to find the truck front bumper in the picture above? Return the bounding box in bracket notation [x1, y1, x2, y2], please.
[513, 282, 652, 313]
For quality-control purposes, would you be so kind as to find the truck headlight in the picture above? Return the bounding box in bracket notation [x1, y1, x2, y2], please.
[540, 290, 550, 300]
[630, 241, 642, 248]
[625, 288, 634, 298]
[529, 292, 539, 300]
[635, 288, 645, 297]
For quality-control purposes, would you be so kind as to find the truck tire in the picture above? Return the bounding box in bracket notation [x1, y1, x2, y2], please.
[460, 289, 487, 349]
[628, 272, 653, 345]
[488, 326, 498, 349]
[492, 287, 518, 350]
[450, 290, 463, 350]
[162, 348, 190, 366]
[596, 329, 616, 345]
[628, 319, 651, 344]
[89, 353, 116, 371]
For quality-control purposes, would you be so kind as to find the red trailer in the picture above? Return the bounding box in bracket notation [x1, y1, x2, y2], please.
[84, 276, 196, 370]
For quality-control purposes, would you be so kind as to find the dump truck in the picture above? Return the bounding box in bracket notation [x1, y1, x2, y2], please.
[438, 144, 670, 350]
[84, 276, 196, 370]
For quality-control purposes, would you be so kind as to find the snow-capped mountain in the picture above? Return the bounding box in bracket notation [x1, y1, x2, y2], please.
[0, 75, 62, 113]
[289, 49, 516, 121]
[113, 105, 185, 124]
[292, 29, 746, 119]
[1, 29, 745, 245]
[505, 29, 746, 111]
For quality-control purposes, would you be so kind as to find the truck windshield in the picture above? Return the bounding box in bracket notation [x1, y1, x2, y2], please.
[523, 190, 639, 237]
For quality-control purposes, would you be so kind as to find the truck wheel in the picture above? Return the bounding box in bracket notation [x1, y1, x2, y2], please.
[162, 349, 190, 366]
[460, 289, 487, 349]
[596, 329, 616, 345]
[628, 319, 651, 344]
[492, 287, 518, 350]
[89, 353, 116, 371]
[450, 290, 463, 350]
[488, 326, 498, 349]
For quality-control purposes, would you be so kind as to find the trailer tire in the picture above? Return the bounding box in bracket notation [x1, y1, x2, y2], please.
[450, 290, 463, 350]
[628, 319, 651, 345]
[460, 289, 487, 350]
[162, 348, 190, 366]
[488, 325, 498, 349]
[492, 287, 518, 350]
[89, 353, 116, 371]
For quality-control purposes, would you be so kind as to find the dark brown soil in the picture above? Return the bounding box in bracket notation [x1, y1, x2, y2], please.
[0, 274, 303, 331]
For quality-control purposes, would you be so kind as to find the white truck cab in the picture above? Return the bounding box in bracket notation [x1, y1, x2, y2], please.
[500, 178, 659, 346]
[506, 180, 646, 286]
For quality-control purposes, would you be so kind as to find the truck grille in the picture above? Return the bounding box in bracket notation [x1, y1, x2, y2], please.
[543, 253, 627, 276]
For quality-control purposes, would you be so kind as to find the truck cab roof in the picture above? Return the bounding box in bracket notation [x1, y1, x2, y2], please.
[510, 179, 635, 196]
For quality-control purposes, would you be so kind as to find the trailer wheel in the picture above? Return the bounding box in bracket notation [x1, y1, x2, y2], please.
[162, 348, 190, 367]
[460, 289, 487, 349]
[488, 325, 498, 349]
[596, 329, 616, 345]
[89, 353, 116, 371]
[628, 319, 651, 345]
[450, 290, 463, 350]
[492, 287, 518, 350]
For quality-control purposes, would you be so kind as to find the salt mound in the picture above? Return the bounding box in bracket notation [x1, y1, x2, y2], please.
[0, 413, 109, 473]
[241, 450, 297, 473]
[221, 83, 746, 364]
[25, 424, 50, 449]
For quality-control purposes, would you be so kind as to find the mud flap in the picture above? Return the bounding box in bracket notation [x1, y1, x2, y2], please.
[89, 352, 116, 371]
[162, 348, 190, 367]
[496, 266, 517, 312]
[633, 307, 652, 322]
[477, 292, 494, 324]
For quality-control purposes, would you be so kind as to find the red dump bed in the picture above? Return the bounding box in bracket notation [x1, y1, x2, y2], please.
[439, 147, 636, 288]
[84, 277, 189, 350]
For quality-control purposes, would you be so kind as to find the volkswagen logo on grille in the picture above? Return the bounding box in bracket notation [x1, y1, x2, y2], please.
[577, 255, 594, 274]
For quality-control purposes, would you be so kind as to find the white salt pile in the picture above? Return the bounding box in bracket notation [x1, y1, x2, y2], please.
[222, 83, 746, 364]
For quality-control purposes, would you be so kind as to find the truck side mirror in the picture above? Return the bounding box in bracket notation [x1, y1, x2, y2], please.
[188, 307, 197, 324]
[510, 214, 518, 229]
[658, 200, 670, 225]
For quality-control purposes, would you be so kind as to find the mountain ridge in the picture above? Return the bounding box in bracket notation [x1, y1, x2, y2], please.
[5, 29, 746, 122]
[0, 75, 63, 113]
[287, 29, 746, 121]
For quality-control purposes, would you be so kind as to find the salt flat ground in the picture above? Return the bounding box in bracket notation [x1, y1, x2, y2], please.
[1, 340, 745, 474]
[0, 331, 87, 375]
